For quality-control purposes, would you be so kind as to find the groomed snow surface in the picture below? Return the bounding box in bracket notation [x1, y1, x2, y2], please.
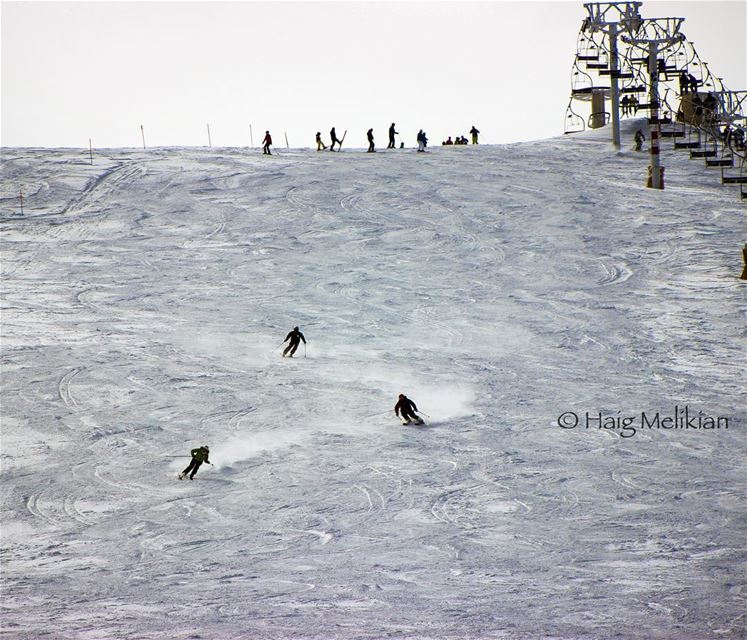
[1, 122, 745, 639]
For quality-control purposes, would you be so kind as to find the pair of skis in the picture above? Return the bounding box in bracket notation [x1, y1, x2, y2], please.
[177, 461, 212, 480]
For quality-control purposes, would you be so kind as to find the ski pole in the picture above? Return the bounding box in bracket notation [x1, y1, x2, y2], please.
[417, 411, 431, 418]
[304, 343, 307, 358]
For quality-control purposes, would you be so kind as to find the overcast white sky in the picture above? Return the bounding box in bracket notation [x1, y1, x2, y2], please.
[1, 1, 745, 148]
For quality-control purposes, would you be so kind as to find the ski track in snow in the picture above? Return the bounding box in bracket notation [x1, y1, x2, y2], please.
[1, 129, 746, 639]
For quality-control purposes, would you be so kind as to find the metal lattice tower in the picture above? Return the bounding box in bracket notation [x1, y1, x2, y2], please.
[566, 2, 747, 199]
[583, 2, 643, 148]
[621, 18, 685, 188]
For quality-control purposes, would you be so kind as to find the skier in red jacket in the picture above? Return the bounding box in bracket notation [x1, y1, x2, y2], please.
[262, 131, 273, 155]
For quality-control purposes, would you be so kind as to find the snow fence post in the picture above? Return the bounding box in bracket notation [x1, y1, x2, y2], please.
[741, 245, 747, 280]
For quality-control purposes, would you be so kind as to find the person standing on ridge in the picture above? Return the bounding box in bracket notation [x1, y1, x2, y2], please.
[262, 130, 273, 155]
[395, 393, 423, 425]
[179, 445, 211, 480]
[470, 126, 480, 144]
[330, 127, 343, 151]
[388, 123, 398, 149]
[316, 132, 327, 151]
[367, 128, 375, 153]
[417, 129, 428, 152]
[282, 326, 307, 357]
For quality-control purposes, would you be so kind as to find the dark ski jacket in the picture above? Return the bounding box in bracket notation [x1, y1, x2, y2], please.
[394, 396, 418, 417]
[191, 447, 210, 464]
[388, 124, 398, 141]
[263, 133, 272, 146]
[284, 329, 306, 346]
[330, 127, 340, 143]
[367, 129, 374, 142]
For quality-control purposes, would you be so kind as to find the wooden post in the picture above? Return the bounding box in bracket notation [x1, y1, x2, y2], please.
[249, 124, 254, 149]
[207, 123, 212, 148]
[140, 124, 146, 149]
[89, 138, 93, 165]
[19, 188, 24, 215]
[741, 245, 747, 280]
[284, 131, 289, 149]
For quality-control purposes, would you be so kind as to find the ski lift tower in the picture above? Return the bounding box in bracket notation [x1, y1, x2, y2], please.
[583, 1, 643, 149]
[622, 18, 685, 189]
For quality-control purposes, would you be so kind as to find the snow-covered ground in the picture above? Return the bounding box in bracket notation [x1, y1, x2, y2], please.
[1, 122, 745, 639]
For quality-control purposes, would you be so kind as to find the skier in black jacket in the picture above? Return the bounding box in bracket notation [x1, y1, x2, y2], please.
[179, 446, 211, 480]
[330, 127, 343, 151]
[388, 123, 398, 149]
[395, 394, 422, 424]
[282, 326, 306, 357]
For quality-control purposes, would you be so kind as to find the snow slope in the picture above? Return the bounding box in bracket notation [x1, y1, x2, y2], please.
[1, 124, 745, 639]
